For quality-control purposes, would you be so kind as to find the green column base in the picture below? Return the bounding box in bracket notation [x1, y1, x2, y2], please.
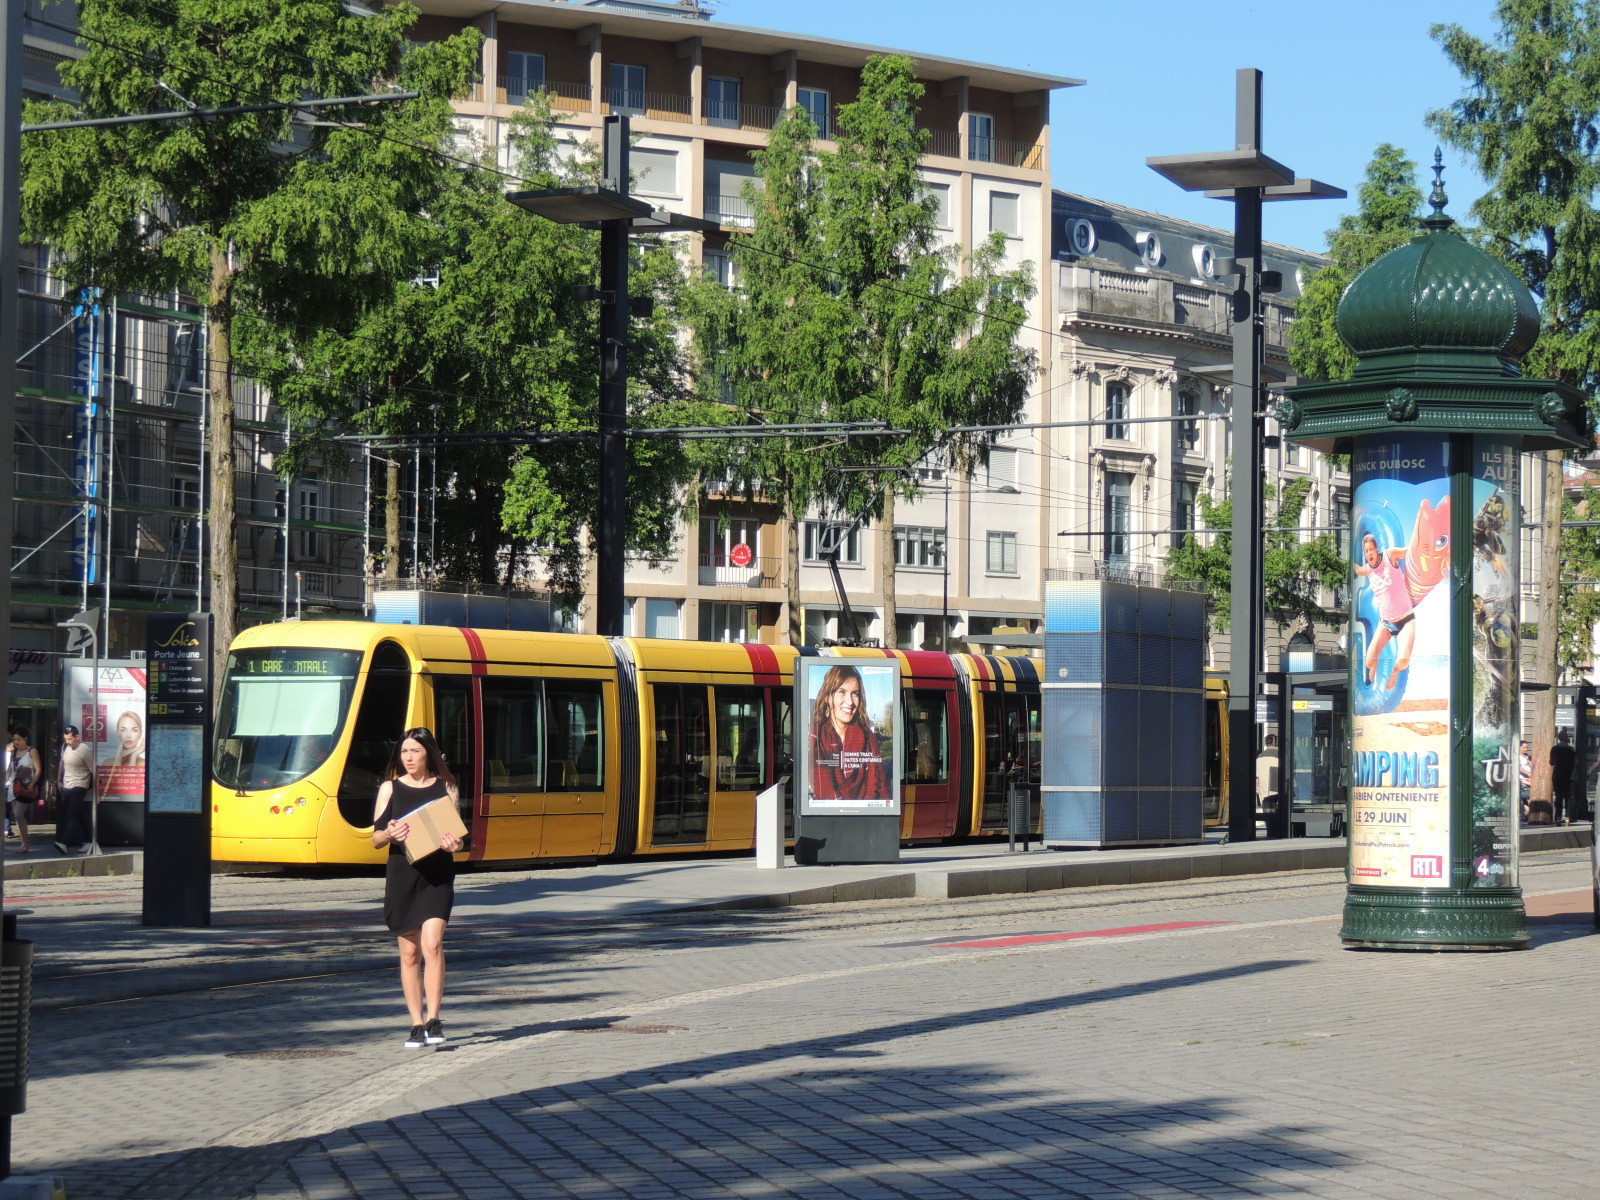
[1341, 884, 1529, 950]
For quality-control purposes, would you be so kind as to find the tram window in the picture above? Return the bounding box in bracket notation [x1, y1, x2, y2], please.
[548, 681, 603, 791]
[213, 647, 361, 792]
[334, 643, 412, 825]
[482, 678, 544, 791]
[715, 686, 765, 790]
[905, 690, 949, 784]
[433, 675, 476, 813]
[772, 690, 793, 782]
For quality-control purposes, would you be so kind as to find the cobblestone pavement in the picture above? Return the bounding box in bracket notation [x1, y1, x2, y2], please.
[9, 850, 1600, 1199]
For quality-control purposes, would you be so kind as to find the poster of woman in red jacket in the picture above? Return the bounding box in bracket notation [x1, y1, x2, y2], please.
[805, 662, 896, 809]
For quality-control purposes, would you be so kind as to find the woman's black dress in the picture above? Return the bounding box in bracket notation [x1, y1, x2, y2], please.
[376, 777, 456, 934]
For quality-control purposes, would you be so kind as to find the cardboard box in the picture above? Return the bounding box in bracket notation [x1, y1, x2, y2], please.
[401, 796, 468, 863]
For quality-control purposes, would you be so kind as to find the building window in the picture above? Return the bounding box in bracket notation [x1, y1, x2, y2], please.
[969, 112, 995, 162]
[703, 249, 739, 289]
[506, 51, 545, 102]
[920, 181, 951, 229]
[1172, 480, 1196, 547]
[989, 191, 1019, 237]
[985, 530, 1017, 575]
[631, 147, 678, 198]
[797, 86, 829, 137]
[803, 520, 860, 565]
[608, 63, 645, 115]
[1175, 389, 1199, 452]
[295, 483, 323, 561]
[645, 597, 680, 639]
[1334, 497, 1351, 557]
[894, 525, 945, 569]
[707, 76, 741, 126]
[986, 446, 1019, 492]
[700, 601, 757, 643]
[1104, 380, 1130, 441]
[1105, 472, 1132, 562]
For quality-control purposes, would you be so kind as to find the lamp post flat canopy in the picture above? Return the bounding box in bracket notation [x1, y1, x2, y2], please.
[506, 185, 656, 224]
[1145, 67, 1342, 847]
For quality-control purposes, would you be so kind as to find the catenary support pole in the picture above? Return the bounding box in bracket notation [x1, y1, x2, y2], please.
[597, 115, 630, 637]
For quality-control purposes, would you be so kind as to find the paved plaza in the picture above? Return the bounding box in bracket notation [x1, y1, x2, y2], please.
[4, 840, 1598, 1199]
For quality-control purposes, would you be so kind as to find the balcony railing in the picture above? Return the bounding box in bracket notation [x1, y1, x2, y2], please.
[704, 100, 783, 132]
[925, 129, 960, 159]
[705, 193, 757, 229]
[968, 136, 1045, 170]
[698, 553, 780, 588]
[603, 87, 692, 123]
[470, 77, 593, 110]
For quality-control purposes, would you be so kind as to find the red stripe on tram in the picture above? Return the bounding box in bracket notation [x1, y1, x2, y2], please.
[744, 642, 782, 688]
[457, 627, 489, 674]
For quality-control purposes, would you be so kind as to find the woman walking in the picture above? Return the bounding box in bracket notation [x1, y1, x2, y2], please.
[372, 727, 463, 1049]
[5, 728, 39, 854]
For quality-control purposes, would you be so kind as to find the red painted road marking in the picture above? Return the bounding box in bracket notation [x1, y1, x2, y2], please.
[939, 920, 1232, 949]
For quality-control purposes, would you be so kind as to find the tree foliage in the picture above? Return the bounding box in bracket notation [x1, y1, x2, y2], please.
[685, 55, 1037, 642]
[242, 97, 703, 601]
[1429, 1, 1600, 791]
[1289, 144, 1423, 383]
[21, 0, 481, 662]
[1165, 475, 1345, 633]
[1558, 484, 1600, 670]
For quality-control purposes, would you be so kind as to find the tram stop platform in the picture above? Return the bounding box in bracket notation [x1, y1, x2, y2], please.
[5, 821, 1590, 915]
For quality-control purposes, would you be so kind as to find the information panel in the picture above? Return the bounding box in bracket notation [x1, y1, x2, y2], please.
[146, 614, 211, 815]
[794, 657, 901, 817]
[1349, 435, 1453, 887]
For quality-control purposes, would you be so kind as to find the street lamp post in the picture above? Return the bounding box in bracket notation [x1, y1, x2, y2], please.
[508, 116, 719, 636]
[1147, 68, 1342, 843]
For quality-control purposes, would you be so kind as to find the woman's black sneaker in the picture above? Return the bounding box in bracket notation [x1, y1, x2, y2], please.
[424, 1018, 445, 1046]
[404, 1025, 428, 1049]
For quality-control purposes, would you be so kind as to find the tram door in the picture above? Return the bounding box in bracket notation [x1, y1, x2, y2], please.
[980, 692, 1039, 830]
[1284, 692, 1346, 838]
[431, 675, 478, 829]
[651, 684, 710, 844]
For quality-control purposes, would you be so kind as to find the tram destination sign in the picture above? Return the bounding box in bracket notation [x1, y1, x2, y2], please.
[148, 614, 210, 721]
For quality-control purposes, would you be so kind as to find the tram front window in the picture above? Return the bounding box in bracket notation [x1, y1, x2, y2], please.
[214, 649, 361, 789]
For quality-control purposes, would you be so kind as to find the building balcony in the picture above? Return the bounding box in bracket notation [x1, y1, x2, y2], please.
[698, 553, 779, 589]
[967, 135, 1045, 170]
[602, 87, 693, 124]
[705, 193, 756, 229]
[469, 77, 593, 110]
[703, 99, 783, 133]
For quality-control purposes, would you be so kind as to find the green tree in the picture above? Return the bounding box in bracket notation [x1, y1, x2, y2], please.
[1166, 475, 1345, 634]
[1429, 0, 1600, 796]
[1558, 484, 1600, 671]
[686, 55, 1036, 645]
[21, 0, 479, 673]
[242, 97, 701, 604]
[1290, 144, 1423, 382]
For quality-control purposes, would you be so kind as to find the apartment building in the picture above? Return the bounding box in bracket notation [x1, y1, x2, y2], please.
[406, 0, 1076, 650]
[1048, 191, 1344, 670]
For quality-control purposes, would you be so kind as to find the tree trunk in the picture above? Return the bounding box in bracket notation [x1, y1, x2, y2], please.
[785, 485, 802, 646]
[207, 243, 237, 691]
[879, 488, 896, 649]
[1531, 449, 1562, 810]
[383, 456, 402, 582]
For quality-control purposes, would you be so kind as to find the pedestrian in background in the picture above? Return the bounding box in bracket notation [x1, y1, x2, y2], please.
[55, 725, 95, 855]
[1519, 740, 1533, 821]
[5, 728, 38, 854]
[1550, 728, 1577, 826]
[372, 727, 462, 1050]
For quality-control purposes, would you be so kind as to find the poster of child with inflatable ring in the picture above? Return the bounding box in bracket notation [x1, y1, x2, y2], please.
[1349, 436, 1453, 888]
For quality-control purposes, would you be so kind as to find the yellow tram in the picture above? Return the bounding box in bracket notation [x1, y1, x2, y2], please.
[210, 621, 1044, 866]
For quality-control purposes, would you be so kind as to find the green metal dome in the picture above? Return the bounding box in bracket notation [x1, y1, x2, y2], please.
[1335, 165, 1539, 376]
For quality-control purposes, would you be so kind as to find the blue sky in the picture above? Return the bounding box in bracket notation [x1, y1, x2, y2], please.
[716, 0, 1501, 254]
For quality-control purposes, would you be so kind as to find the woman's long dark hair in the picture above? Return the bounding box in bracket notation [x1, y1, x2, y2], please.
[384, 727, 459, 790]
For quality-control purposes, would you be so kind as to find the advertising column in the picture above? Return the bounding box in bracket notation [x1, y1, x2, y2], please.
[1348, 434, 1454, 888]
